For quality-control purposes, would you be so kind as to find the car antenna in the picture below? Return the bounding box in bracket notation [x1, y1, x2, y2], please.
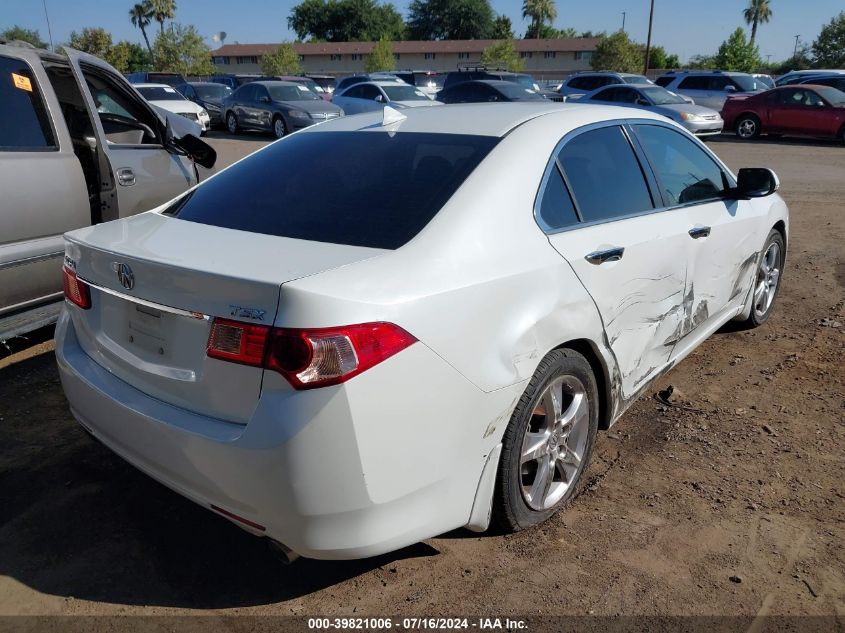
[382, 105, 406, 127]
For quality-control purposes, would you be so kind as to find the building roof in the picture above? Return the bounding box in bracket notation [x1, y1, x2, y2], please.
[212, 38, 600, 57]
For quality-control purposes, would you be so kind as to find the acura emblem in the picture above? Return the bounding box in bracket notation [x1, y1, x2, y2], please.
[115, 262, 135, 290]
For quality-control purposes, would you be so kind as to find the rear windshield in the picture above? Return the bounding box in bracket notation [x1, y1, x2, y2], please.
[137, 86, 185, 101]
[268, 84, 320, 101]
[195, 84, 232, 99]
[166, 131, 499, 249]
[147, 73, 185, 86]
[623, 75, 650, 84]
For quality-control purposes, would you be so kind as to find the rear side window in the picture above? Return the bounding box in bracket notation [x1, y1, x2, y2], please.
[678, 76, 709, 90]
[558, 126, 653, 223]
[0, 55, 55, 150]
[537, 162, 579, 230]
[168, 132, 499, 249]
[655, 76, 673, 87]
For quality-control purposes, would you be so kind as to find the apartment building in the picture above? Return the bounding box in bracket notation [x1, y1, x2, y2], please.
[210, 38, 600, 79]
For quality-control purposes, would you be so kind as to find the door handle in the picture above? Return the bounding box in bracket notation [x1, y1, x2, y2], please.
[688, 226, 711, 239]
[585, 247, 624, 265]
[116, 168, 135, 187]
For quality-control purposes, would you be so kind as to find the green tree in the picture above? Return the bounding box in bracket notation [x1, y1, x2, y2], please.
[149, 0, 177, 35]
[664, 53, 681, 68]
[107, 41, 150, 73]
[129, 2, 154, 61]
[743, 0, 772, 48]
[773, 44, 812, 74]
[260, 43, 303, 75]
[480, 40, 524, 71]
[812, 11, 845, 68]
[687, 54, 716, 69]
[153, 23, 214, 76]
[590, 30, 643, 73]
[407, 0, 496, 40]
[365, 37, 395, 72]
[68, 27, 113, 58]
[492, 14, 514, 39]
[288, 0, 405, 42]
[0, 25, 47, 48]
[522, 0, 557, 40]
[714, 27, 761, 72]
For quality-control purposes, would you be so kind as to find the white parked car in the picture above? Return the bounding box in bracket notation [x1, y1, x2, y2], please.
[56, 103, 788, 561]
[332, 80, 442, 115]
[135, 83, 211, 134]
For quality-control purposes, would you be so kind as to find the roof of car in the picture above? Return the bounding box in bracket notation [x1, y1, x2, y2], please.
[303, 102, 666, 137]
[184, 81, 225, 87]
[135, 83, 179, 89]
[251, 80, 300, 87]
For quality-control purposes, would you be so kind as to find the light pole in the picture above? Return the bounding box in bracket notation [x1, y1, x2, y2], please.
[643, 0, 655, 75]
[793, 34, 800, 57]
[621, 12, 626, 32]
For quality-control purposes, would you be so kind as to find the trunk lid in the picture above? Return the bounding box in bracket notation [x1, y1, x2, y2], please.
[64, 212, 383, 423]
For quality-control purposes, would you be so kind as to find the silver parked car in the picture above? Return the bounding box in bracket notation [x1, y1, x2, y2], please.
[655, 71, 766, 111]
[0, 42, 215, 342]
[578, 84, 723, 136]
[332, 80, 442, 115]
[559, 71, 652, 99]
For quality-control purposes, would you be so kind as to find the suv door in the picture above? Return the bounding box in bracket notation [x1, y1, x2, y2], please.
[0, 49, 90, 318]
[539, 124, 691, 398]
[64, 48, 196, 218]
[630, 123, 764, 350]
[677, 75, 713, 108]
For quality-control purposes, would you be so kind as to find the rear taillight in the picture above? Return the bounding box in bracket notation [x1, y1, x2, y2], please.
[62, 266, 91, 309]
[206, 319, 416, 390]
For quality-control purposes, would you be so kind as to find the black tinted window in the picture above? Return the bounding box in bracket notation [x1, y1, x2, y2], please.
[168, 132, 499, 249]
[655, 76, 673, 87]
[537, 163, 579, 230]
[634, 124, 727, 206]
[558, 126, 653, 223]
[0, 55, 55, 150]
[678, 76, 709, 90]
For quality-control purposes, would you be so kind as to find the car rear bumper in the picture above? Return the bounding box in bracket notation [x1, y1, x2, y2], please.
[56, 309, 516, 559]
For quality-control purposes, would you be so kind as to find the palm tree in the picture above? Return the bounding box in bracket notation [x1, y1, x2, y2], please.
[129, 2, 153, 60]
[149, 0, 177, 35]
[522, 0, 558, 39]
[743, 0, 772, 48]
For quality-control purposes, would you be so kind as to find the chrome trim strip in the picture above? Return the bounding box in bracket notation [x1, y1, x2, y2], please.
[0, 251, 64, 271]
[81, 279, 210, 320]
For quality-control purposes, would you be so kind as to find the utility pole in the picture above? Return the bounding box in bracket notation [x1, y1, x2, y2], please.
[793, 34, 800, 57]
[643, 0, 655, 75]
[621, 12, 626, 32]
[42, 0, 54, 51]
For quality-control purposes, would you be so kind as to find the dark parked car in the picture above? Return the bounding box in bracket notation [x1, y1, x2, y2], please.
[795, 74, 845, 92]
[436, 80, 547, 104]
[176, 82, 233, 127]
[222, 81, 343, 138]
[208, 74, 264, 89]
[721, 85, 845, 142]
[125, 71, 186, 86]
[443, 69, 559, 101]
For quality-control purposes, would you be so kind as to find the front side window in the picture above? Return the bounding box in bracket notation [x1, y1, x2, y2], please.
[558, 126, 653, 223]
[166, 132, 500, 249]
[382, 85, 429, 101]
[633, 124, 727, 206]
[0, 55, 55, 150]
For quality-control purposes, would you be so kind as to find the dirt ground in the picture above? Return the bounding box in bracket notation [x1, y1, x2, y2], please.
[0, 134, 843, 625]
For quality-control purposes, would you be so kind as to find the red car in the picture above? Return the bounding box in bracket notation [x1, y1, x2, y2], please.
[721, 85, 845, 142]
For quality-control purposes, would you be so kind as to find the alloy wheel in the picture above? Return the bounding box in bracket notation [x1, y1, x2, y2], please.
[227, 113, 237, 134]
[737, 118, 757, 139]
[519, 375, 590, 511]
[274, 118, 286, 139]
[753, 242, 781, 319]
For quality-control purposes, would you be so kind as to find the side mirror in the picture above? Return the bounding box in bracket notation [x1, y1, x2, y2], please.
[734, 167, 779, 198]
[725, 85, 737, 92]
[171, 133, 217, 169]
[636, 98, 649, 106]
[375, 94, 384, 102]
[259, 96, 270, 103]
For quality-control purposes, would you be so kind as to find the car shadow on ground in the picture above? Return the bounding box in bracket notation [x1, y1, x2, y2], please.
[0, 348, 438, 609]
[205, 129, 274, 142]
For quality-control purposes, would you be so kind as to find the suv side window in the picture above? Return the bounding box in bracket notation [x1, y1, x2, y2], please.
[678, 76, 710, 90]
[633, 124, 728, 206]
[655, 76, 673, 87]
[558, 126, 654, 223]
[709, 76, 732, 91]
[342, 84, 366, 99]
[0, 55, 56, 150]
[360, 84, 382, 100]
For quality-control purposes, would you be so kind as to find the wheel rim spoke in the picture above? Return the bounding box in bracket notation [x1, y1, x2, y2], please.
[559, 392, 587, 433]
[521, 431, 548, 464]
[754, 242, 781, 318]
[528, 454, 554, 506]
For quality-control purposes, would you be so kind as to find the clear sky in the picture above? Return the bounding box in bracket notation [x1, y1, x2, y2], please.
[3, 0, 842, 63]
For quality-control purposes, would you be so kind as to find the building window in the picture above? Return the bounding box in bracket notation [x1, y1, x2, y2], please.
[330, 54, 342, 61]
[212, 56, 230, 65]
[520, 52, 533, 59]
[236, 56, 258, 64]
[575, 51, 593, 61]
[424, 52, 436, 60]
[298, 55, 305, 62]
[544, 51, 556, 59]
[457, 52, 470, 60]
[351, 53, 363, 61]
[393, 53, 400, 60]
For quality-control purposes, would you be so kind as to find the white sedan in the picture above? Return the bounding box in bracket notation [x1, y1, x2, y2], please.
[56, 103, 788, 560]
[332, 80, 442, 115]
[135, 83, 211, 134]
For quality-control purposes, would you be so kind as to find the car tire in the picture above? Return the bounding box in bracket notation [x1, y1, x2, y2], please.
[736, 114, 761, 140]
[272, 115, 287, 139]
[226, 112, 239, 134]
[743, 229, 785, 328]
[493, 348, 599, 532]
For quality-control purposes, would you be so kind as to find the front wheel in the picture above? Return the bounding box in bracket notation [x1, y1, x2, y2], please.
[743, 229, 785, 328]
[226, 112, 239, 134]
[736, 114, 761, 140]
[493, 349, 598, 531]
[272, 116, 287, 139]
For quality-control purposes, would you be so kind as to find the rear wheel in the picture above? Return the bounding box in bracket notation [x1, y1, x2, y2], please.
[736, 114, 761, 140]
[493, 349, 598, 531]
[226, 111, 239, 134]
[272, 115, 287, 139]
[744, 229, 785, 328]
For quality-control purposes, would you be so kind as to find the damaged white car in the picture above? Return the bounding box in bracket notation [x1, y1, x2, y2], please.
[56, 103, 787, 560]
